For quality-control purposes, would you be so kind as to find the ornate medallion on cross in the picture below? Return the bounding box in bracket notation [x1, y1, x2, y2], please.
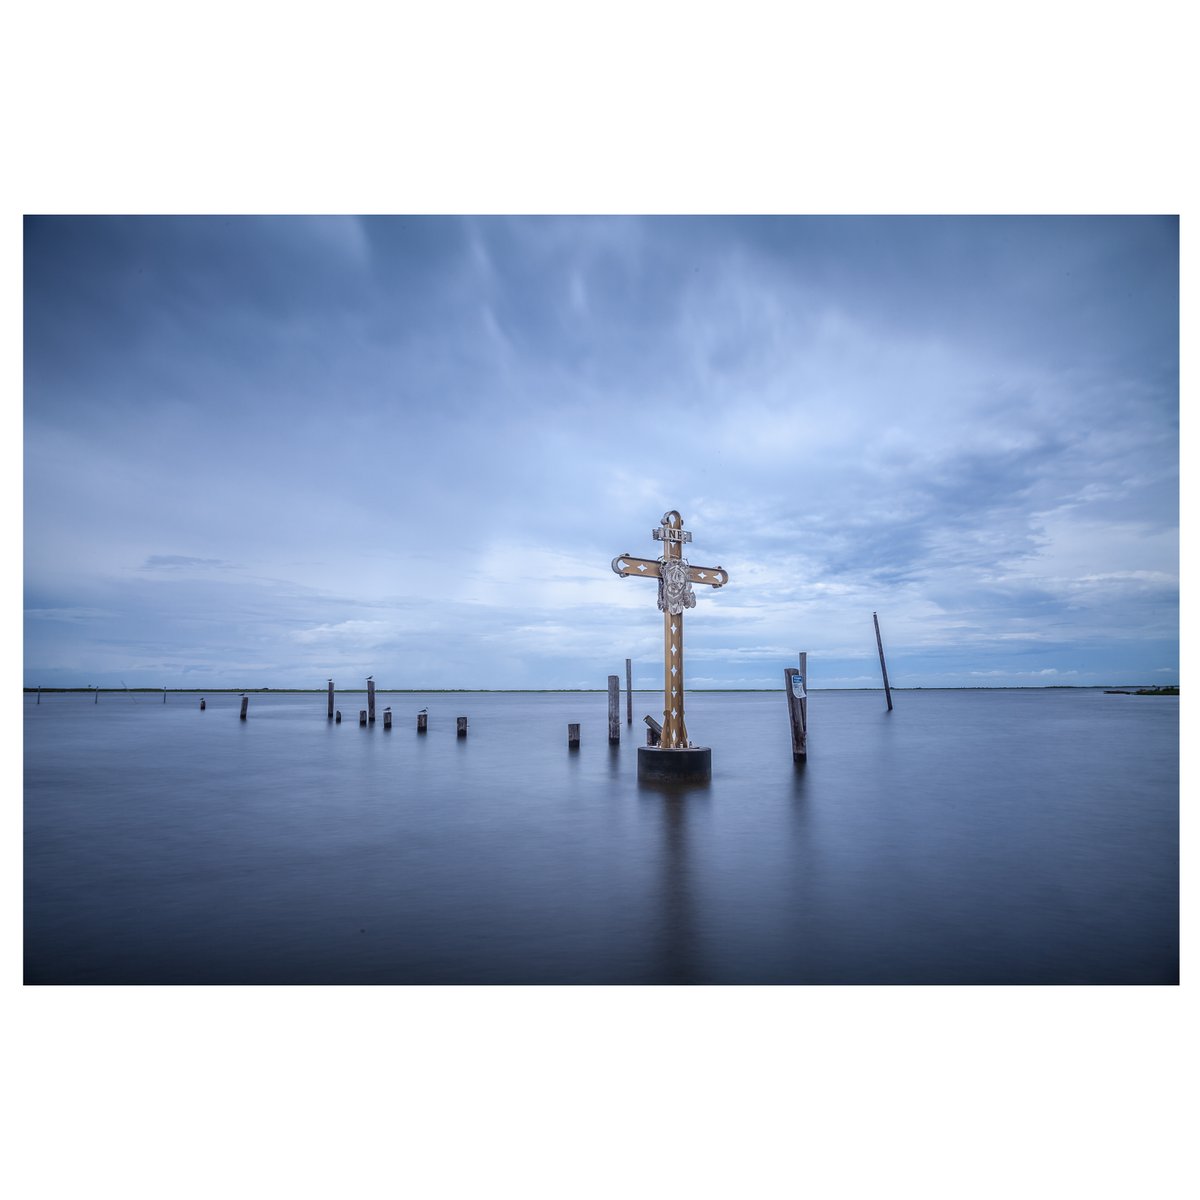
[611, 510, 729, 750]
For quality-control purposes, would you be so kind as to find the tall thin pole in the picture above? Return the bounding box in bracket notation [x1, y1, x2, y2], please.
[873, 611, 893, 711]
[327, 679, 334, 720]
[625, 657, 632, 725]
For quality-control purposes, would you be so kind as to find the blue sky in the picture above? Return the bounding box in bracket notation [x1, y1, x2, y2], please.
[23, 215, 1178, 689]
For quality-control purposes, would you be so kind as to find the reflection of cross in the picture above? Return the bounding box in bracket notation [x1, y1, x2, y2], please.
[611, 509, 729, 750]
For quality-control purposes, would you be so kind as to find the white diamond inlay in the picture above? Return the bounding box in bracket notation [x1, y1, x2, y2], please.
[670, 665, 677, 676]
[670, 623, 677, 634]
[670, 645, 676, 655]
[670, 708, 677, 718]
[637, 563, 647, 572]
[699, 571, 706, 579]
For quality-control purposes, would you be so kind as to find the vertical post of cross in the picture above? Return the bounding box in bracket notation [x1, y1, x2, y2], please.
[656, 511, 689, 748]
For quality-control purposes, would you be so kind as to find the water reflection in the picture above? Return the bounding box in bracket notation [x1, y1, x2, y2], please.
[641, 785, 708, 983]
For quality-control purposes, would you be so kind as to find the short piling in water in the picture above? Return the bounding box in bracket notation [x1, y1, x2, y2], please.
[240, 695, 248, 720]
[327, 679, 334, 720]
[335, 710, 342, 723]
[608, 675, 620, 743]
[359, 710, 367, 726]
[383, 707, 392, 730]
[367, 677, 376, 723]
[94, 688, 98, 704]
[626, 658, 633, 725]
[644, 714, 662, 746]
[457, 716, 468, 738]
[417, 711, 428, 733]
[200, 698, 206, 711]
[784, 655, 808, 762]
[37, 686, 40, 705]
[568, 722, 580, 748]
[873, 612, 893, 712]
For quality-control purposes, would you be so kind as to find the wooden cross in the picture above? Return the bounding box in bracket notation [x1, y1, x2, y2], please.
[611, 509, 729, 750]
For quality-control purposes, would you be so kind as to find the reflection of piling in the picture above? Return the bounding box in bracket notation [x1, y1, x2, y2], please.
[327, 679, 334, 720]
[568, 722, 580, 748]
[457, 716, 468, 738]
[417, 712, 427, 733]
[626, 658, 633, 725]
[383, 707, 392, 730]
[367, 678, 376, 723]
[240, 695, 248, 720]
[608, 675, 620, 743]
[784, 653, 808, 761]
[873, 612, 893, 711]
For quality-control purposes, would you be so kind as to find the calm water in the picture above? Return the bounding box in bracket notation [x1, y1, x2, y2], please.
[24, 689, 1178, 984]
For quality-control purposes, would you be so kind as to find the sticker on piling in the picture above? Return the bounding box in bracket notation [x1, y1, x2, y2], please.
[791, 674, 807, 700]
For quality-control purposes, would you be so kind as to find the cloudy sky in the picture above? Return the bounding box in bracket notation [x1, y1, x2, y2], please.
[23, 215, 1178, 690]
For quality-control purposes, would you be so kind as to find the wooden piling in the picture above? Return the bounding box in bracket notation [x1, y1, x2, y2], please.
[367, 678, 376, 723]
[383, 707, 392, 730]
[327, 679, 334, 720]
[359, 710, 367, 726]
[37, 685, 40, 705]
[457, 716, 467, 738]
[163, 687, 167, 704]
[626, 658, 632, 725]
[240, 695, 248, 720]
[417, 712, 428, 733]
[608, 675, 620, 743]
[644, 714, 662, 746]
[784, 659, 807, 761]
[873, 612, 894, 711]
[200, 698, 206, 711]
[336, 710, 342, 723]
[94, 687, 98, 704]
[568, 722, 580, 748]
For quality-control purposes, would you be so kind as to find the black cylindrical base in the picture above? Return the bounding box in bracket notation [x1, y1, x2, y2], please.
[637, 745, 712, 783]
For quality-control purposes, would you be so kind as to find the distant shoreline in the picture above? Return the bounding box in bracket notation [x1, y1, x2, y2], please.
[22, 685, 1179, 695]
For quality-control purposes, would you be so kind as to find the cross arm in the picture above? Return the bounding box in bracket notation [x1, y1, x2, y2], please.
[611, 555, 729, 588]
[611, 555, 661, 579]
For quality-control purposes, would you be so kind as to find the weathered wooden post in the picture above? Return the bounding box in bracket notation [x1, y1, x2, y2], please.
[417, 710, 428, 733]
[611, 510, 730, 782]
[383, 707, 392, 730]
[37, 685, 40, 705]
[367, 676, 376, 723]
[94, 686, 98, 704]
[163, 687, 167, 704]
[568, 722, 580, 748]
[327, 679, 334, 720]
[200, 697, 206, 710]
[626, 658, 633, 725]
[784, 654, 808, 762]
[644, 714, 662, 745]
[457, 716, 468, 738]
[359, 710, 367, 726]
[240, 695, 248, 720]
[873, 612, 893, 711]
[608, 675, 620, 743]
[335, 710, 342, 723]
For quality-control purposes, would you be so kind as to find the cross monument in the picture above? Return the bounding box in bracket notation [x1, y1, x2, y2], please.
[611, 509, 730, 757]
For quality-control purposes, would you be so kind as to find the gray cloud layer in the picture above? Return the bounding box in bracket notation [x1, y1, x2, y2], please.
[24, 216, 1178, 688]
